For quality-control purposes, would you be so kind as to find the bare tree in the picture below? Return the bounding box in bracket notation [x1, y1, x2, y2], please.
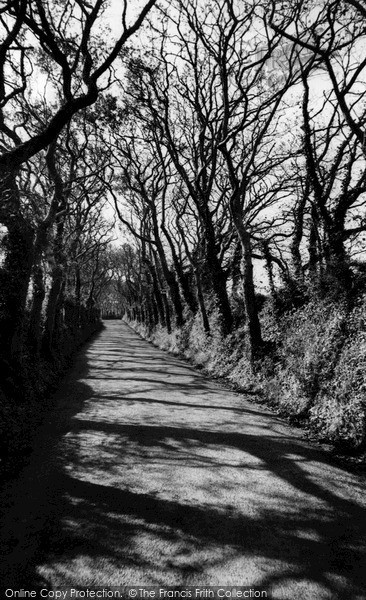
[0, 0, 157, 360]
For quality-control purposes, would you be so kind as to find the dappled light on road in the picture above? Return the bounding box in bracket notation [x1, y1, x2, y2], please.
[1, 322, 365, 600]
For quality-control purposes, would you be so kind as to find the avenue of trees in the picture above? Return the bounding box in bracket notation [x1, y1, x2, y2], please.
[1, 0, 366, 464]
[102, 0, 366, 452]
[103, 0, 366, 346]
[0, 0, 157, 467]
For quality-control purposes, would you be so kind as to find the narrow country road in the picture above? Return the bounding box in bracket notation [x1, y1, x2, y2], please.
[1, 321, 366, 599]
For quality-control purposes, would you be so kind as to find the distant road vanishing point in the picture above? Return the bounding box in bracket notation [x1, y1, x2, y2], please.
[1, 321, 365, 600]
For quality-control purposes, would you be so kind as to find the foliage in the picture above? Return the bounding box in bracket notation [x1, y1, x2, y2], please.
[255, 294, 366, 451]
[127, 288, 366, 455]
[264, 299, 348, 410]
[309, 297, 366, 451]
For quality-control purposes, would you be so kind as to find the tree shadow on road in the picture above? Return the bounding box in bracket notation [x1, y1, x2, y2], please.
[12, 416, 366, 598]
[1, 322, 366, 599]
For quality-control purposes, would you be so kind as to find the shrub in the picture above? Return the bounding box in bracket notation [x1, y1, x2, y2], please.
[262, 299, 349, 418]
[309, 297, 366, 451]
[127, 291, 366, 455]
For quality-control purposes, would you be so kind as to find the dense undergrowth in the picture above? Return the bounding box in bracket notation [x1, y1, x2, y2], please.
[0, 315, 103, 478]
[127, 291, 366, 458]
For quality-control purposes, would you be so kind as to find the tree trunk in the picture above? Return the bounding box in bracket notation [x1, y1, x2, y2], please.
[262, 242, 277, 309]
[28, 217, 55, 352]
[176, 219, 210, 333]
[153, 230, 184, 328]
[324, 219, 351, 291]
[28, 265, 46, 353]
[42, 264, 64, 354]
[241, 233, 263, 360]
[161, 222, 198, 314]
[204, 231, 233, 336]
[291, 184, 308, 283]
[0, 172, 35, 360]
[231, 241, 243, 308]
[308, 205, 320, 284]
[164, 267, 184, 327]
[194, 268, 210, 333]
[152, 250, 172, 333]
[144, 258, 166, 328]
[231, 201, 263, 361]
[162, 291, 172, 334]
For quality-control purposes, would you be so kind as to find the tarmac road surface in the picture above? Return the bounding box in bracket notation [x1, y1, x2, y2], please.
[1, 321, 365, 599]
